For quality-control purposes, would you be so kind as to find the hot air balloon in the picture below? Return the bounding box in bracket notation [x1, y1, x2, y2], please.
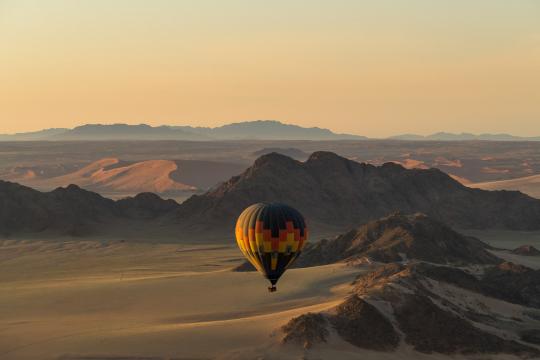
[235, 203, 308, 292]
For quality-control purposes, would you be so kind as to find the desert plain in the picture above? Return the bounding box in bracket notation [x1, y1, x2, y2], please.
[1, 228, 539, 360]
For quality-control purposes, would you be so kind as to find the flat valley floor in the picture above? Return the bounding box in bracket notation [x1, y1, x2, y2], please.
[1, 233, 539, 360]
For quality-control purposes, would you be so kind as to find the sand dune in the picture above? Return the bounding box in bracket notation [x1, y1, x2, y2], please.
[27, 158, 197, 194]
[469, 173, 540, 199]
[1, 158, 247, 201]
[0, 167, 38, 182]
[433, 157, 462, 168]
[391, 158, 429, 169]
[447, 173, 472, 184]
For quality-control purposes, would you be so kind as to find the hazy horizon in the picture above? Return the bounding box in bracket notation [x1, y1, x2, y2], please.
[1, 0, 539, 137]
[2, 119, 540, 138]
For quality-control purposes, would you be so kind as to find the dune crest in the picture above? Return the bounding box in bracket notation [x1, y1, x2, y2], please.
[39, 158, 196, 193]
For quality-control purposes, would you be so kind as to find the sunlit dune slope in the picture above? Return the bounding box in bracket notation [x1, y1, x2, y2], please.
[469, 174, 540, 199]
[35, 158, 196, 193]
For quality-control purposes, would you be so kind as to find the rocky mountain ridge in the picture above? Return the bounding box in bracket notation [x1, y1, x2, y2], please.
[177, 151, 540, 237]
[0, 180, 180, 237]
[234, 213, 501, 271]
[3, 151, 540, 239]
[282, 261, 540, 357]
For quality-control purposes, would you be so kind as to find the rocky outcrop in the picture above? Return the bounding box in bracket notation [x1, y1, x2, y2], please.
[175, 151, 540, 235]
[354, 263, 540, 356]
[116, 192, 179, 219]
[393, 261, 540, 309]
[0, 180, 180, 237]
[251, 147, 309, 160]
[393, 292, 533, 355]
[331, 295, 399, 351]
[282, 262, 540, 357]
[281, 297, 399, 351]
[231, 261, 256, 272]
[481, 262, 540, 308]
[281, 313, 329, 349]
[296, 213, 500, 267]
[512, 245, 540, 256]
[235, 213, 500, 271]
[0, 181, 115, 236]
[521, 329, 540, 345]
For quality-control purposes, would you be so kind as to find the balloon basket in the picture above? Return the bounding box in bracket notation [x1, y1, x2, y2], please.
[268, 286, 277, 292]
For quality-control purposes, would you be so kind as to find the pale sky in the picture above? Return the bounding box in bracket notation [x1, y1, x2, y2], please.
[1, 0, 539, 137]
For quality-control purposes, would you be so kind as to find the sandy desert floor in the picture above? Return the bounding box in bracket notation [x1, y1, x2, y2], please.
[1, 233, 539, 360]
[0, 240, 361, 360]
[469, 174, 540, 199]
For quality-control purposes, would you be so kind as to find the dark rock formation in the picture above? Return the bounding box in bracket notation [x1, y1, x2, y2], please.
[481, 262, 540, 308]
[116, 192, 179, 219]
[175, 151, 540, 235]
[399, 261, 540, 309]
[281, 313, 329, 349]
[296, 213, 500, 267]
[394, 292, 533, 355]
[355, 263, 539, 356]
[231, 261, 256, 272]
[283, 262, 540, 357]
[521, 329, 540, 345]
[331, 295, 399, 351]
[0, 180, 180, 237]
[4, 150, 540, 238]
[281, 296, 399, 351]
[0, 181, 115, 236]
[512, 245, 540, 256]
[235, 213, 501, 271]
[251, 147, 309, 160]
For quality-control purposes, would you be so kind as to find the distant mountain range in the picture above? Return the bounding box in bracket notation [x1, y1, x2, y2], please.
[172, 121, 365, 140]
[0, 128, 69, 141]
[1, 123, 538, 141]
[0, 121, 365, 141]
[389, 132, 540, 141]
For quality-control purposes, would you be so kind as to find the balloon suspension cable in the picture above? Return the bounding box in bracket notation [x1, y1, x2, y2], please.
[268, 285, 277, 292]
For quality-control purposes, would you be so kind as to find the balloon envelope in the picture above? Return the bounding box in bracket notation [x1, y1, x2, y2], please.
[235, 203, 308, 291]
